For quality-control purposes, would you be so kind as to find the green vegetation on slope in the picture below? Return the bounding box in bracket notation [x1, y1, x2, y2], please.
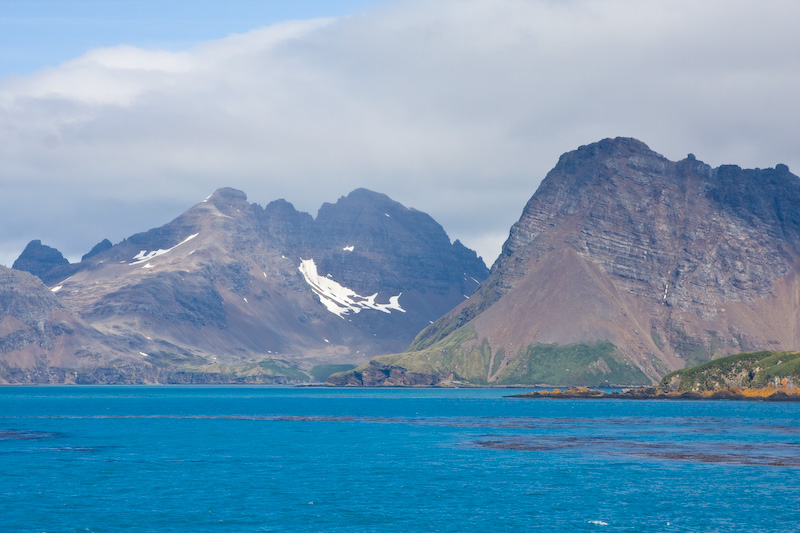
[371, 325, 494, 384]
[356, 328, 649, 386]
[496, 341, 650, 386]
[660, 350, 800, 392]
[310, 364, 356, 382]
[170, 358, 309, 383]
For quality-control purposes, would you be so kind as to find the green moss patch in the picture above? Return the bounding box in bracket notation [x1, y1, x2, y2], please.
[496, 341, 650, 386]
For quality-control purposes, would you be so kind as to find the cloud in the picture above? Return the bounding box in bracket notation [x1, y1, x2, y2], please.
[1, 0, 799, 268]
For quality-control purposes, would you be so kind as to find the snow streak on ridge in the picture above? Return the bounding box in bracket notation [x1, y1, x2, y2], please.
[131, 233, 199, 265]
[298, 258, 404, 318]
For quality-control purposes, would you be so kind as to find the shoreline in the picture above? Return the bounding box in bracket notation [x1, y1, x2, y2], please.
[510, 387, 800, 402]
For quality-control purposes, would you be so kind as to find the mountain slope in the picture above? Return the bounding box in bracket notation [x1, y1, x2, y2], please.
[332, 138, 800, 386]
[0, 266, 141, 384]
[660, 350, 800, 394]
[9, 187, 488, 382]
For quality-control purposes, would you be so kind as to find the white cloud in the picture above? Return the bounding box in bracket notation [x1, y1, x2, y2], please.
[1, 0, 799, 267]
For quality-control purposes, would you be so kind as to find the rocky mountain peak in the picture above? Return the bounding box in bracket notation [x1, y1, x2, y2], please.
[207, 187, 248, 203]
[316, 188, 405, 221]
[559, 136, 656, 164]
[196, 187, 252, 218]
[339, 187, 394, 203]
[313, 188, 486, 297]
[12, 240, 69, 280]
[255, 199, 314, 252]
[81, 239, 113, 261]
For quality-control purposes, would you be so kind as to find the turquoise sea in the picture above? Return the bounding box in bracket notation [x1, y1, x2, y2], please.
[1, 386, 799, 532]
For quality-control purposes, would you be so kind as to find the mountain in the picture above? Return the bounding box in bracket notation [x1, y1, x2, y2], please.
[331, 138, 800, 386]
[12, 240, 74, 285]
[5, 188, 487, 383]
[0, 265, 136, 384]
[81, 239, 112, 261]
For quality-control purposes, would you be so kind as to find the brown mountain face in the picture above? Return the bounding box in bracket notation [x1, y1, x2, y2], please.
[333, 138, 800, 387]
[6, 188, 488, 383]
[0, 266, 148, 384]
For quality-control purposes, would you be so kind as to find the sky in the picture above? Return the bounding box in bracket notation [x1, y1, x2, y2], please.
[1, 0, 799, 269]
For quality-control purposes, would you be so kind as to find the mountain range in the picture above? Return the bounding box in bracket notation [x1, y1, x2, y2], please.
[331, 138, 800, 386]
[2, 188, 488, 383]
[7, 137, 800, 386]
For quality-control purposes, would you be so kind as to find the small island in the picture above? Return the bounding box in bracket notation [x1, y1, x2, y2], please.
[512, 350, 800, 401]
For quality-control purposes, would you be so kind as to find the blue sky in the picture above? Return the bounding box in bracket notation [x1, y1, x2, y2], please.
[0, 0, 387, 75]
[1, 0, 799, 268]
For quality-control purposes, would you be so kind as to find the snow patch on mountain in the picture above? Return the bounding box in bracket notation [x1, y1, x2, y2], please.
[131, 233, 199, 265]
[298, 258, 405, 318]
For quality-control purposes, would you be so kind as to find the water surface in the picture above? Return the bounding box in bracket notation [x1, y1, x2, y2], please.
[1, 386, 798, 531]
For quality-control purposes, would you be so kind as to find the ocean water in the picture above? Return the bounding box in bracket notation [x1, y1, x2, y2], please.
[1, 387, 799, 532]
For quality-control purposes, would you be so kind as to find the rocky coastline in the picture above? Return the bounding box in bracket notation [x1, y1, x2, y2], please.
[511, 386, 800, 402]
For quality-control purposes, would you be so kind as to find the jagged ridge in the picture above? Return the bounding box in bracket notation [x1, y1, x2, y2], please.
[6, 188, 488, 383]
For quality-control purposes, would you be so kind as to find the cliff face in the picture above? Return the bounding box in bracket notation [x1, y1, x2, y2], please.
[6, 188, 488, 383]
[334, 138, 800, 386]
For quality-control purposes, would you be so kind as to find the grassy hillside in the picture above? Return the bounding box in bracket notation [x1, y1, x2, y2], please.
[660, 350, 800, 393]
[330, 326, 649, 386]
[496, 341, 649, 386]
[369, 325, 493, 384]
[162, 359, 309, 384]
[516, 350, 800, 401]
